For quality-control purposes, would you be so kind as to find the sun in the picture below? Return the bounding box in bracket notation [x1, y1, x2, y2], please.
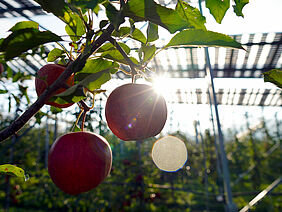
[152, 75, 171, 99]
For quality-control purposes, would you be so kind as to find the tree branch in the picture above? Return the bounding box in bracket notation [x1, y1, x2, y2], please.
[0, 24, 115, 142]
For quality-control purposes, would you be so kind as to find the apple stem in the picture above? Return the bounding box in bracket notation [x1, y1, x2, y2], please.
[72, 109, 84, 132]
[131, 74, 136, 84]
[78, 100, 91, 131]
[79, 100, 90, 112]
[81, 111, 87, 131]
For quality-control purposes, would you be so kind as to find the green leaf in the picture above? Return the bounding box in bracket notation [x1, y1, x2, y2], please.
[140, 44, 156, 63]
[68, 0, 99, 11]
[58, 58, 68, 66]
[73, 125, 82, 132]
[35, 0, 90, 29]
[112, 27, 147, 43]
[34, 0, 70, 24]
[97, 39, 138, 65]
[47, 48, 65, 62]
[166, 29, 244, 49]
[19, 85, 30, 104]
[122, 0, 198, 33]
[233, 0, 249, 17]
[53, 71, 110, 104]
[34, 111, 47, 124]
[97, 42, 131, 54]
[50, 106, 63, 114]
[206, 0, 230, 24]
[65, 12, 86, 42]
[147, 22, 159, 43]
[175, 0, 206, 30]
[99, 20, 109, 29]
[0, 28, 62, 60]
[102, 55, 139, 66]
[75, 58, 119, 82]
[105, 2, 125, 30]
[51, 59, 119, 104]
[7, 66, 13, 79]
[12, 72, 25, 82]
[0, 89, 8, 94]
[97, 42, 131, 63]
[0, 164, 27, 180]
[50, 84, 86, 104]
[9, 21, 39, 32]
[12, 94, 20, 105]
[78, 70, 111, 91]
[262, 69, 282, 89]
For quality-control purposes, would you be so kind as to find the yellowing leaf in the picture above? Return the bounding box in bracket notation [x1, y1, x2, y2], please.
[0, 164, 27, 180]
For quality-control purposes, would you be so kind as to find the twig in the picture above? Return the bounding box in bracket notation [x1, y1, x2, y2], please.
[0, 24, 115, 142]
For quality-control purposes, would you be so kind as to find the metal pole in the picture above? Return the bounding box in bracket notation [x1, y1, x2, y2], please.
[197, 121, 210, 211]
[205, 48, 237, 211]
[274, 112, 281, 141]
[45, 117, 49, 168]
[206, 81, 223, 181]
[197, 1, 237, 210]
[194, 120, 199, 144]
[53, 114, 58, 141]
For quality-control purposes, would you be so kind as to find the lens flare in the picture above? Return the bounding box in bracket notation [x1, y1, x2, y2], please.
[152, 136, 188, 172]
[152, 75, 170, 99]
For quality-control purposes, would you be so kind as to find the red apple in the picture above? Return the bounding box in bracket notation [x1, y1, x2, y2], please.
[105, 83, 167, 141]
[35, 64, 74, 108]
[48, 132, 112, 195]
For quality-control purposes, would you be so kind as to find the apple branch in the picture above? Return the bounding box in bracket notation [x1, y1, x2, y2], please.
[0, 24, 115, 142]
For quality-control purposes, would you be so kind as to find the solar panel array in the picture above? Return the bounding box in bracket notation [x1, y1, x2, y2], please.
[147, 33, 282, 78]
[0, 0, 45, 18]
[166, 88, 281, 107]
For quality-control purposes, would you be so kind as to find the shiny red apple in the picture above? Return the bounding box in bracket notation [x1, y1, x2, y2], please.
[35, 64, 74, 108]
[105, 83, 167, 141]
[48, 132, 112, 195]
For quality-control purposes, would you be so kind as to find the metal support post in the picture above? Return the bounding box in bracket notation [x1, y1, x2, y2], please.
[45, 117, 49, 168]
[204, 48, 237, 211]
[197, 1, 236, 210]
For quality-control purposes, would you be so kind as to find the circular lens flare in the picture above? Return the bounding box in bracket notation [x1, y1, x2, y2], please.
[152, 136, 188, 172]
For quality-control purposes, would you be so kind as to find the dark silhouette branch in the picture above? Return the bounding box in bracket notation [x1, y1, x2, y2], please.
[0, 24, 115, 142]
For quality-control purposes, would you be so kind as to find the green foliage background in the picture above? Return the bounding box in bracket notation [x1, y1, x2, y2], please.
[0, 112, 281, 211]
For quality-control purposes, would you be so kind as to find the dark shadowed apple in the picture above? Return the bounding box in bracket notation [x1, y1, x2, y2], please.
[35, 64, 74, 108]
[105, 83, 167, 141]
[48, 132, 112, 195]
[0, 63, 4, 75]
